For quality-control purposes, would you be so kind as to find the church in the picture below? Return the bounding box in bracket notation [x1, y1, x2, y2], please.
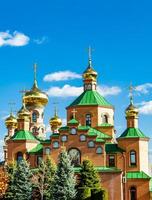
[2, 51, 152, 200]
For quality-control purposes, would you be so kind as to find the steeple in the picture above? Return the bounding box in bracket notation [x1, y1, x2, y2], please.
[83, 46, 98, 91]
[125, 84, 139, 128]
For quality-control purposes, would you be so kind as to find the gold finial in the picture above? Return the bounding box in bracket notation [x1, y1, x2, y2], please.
[8, 101, 15, 115]
[88, 46, 93, 68]
[71, 108, 77, 119]
[129, 82, 135, 105]
[53, 101, 59, 117]
[33, 63, 38, 88]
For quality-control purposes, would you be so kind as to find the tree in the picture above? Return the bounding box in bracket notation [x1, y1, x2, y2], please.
[5, 159, 32, 200]
[52, 148, 77, 200]
[4, 161, 17, 200]
[32, 156, 56, 200]
[77, 159, 105, 200]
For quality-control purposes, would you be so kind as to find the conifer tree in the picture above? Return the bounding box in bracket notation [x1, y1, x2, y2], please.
[32, 156, 56, 200]
[77, 159, 104, 200]
[5, 161, 17, 200]
[52, 148, 77, 200]
[7, 159, 32, 200]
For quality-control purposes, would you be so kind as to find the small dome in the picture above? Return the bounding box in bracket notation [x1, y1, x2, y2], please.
[126, 102, 139, 117]
[50, 115, 62, 128]
[5, 113, 17, 128]
[23, 81, 48, 107]
[83, 66, 98, 81]
[18, 103, 30, 119]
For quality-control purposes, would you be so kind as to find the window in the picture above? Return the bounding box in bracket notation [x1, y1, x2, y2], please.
[109, 155, 115, 167]
[96, 146, 103, 154]
[53, 141, 59, 149]
[130, 186, 137, 200]
[88, 141, 95, 148]
[70, 128, 77, 135]
[61, 135, 68, 142]
[37, 156, 43, 166]
[17, 152, 23, 162]
[32, 111, 38, 123]
[45, 147, 51, 155]
[102, 114, 108, 123]
[80, 134, 86, 142]
[130, 150, 136, 166]
[32, 127, 37, 134]
[86, 114, 91, 126]
[68, 148, 81, 166]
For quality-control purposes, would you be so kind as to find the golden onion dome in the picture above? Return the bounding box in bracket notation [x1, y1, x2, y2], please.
[125, 98, 139, 117]
[83, 59, 98, 81]
[49, 108, 62, 128]
[5, 113, 17, 128]
[18, 103, 30, 119]
[23, 80, 48, 107]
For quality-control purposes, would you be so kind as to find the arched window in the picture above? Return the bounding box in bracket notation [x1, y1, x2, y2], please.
[130, 150, 136, 166]
[17, 152, 23, 162]
[130, 186, 137, 200]
[80, 134, 86, 142]
[45, 147, 51, 155]
[109, 155, 115, 167]
[102, 114, 108, 123]
[86, 114, 91, 126]
[32, 111, 38, 123]
[37, 156, 43, 166]
[88, 140, 95, 148]
[61, 135, 68, 142]
[68, 148, 81, 166]
[96, 146, 103, 154]
[53, 141, 59, 149]
[32, 127, 37, 134]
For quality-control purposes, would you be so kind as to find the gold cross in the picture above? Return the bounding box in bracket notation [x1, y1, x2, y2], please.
[8, 101, 16, 114]
[71, 108, 77, 119]
[34, 63, 37, 81]
[129, 82, 136, 104]
[53, 101, 59, 116]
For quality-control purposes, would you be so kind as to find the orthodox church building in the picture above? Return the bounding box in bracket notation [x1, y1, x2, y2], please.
[2, 52, 152, 200]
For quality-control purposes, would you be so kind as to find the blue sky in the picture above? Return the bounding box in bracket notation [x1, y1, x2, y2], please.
[0, 0, 152, 162]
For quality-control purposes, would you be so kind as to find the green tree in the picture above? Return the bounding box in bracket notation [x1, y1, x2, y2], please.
[5, 161, 17, 200]
[7, 159, 32, 200]
[77, 159, 105, 200]
[52, 148, 77, 200]
[32, 156, 56, 200]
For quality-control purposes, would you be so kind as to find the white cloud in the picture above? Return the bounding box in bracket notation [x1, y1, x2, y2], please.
[98, 85, 121, 96]
[46, 84, 121, 97]
[33, 36, 47, 45]
[0, 31, 30, 47]
[138, 101, 152, 115]
[44, 71, 81, 82]
[135, 83, 152, 94]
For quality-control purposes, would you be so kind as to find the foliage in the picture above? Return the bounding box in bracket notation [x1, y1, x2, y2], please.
[52, 148, 77, 200]
[5, 159, 32, 200]
[32, 156, 56, 200]
[77, 159, 105, 200]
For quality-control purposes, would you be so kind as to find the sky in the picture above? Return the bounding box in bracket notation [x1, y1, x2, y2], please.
[0, 0, 152, 163]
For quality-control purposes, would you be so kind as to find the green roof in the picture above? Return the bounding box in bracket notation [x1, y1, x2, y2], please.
[78, 126, 90, 131]
[12, 130, 36, 141]
[59, 126, 69, 131]
[51, 134, 60, 138]
[68, 118, 79, 124]
[87, 128, 111, 139]
[105, 144, 125, 153]
[29, 144, 43, 154]
[119, 128, 147, 139]
[99, 123, 113, 127]
[68, 90, 113, 107]
[127, 171, 151, 179]
[74, 166, 121, 173]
